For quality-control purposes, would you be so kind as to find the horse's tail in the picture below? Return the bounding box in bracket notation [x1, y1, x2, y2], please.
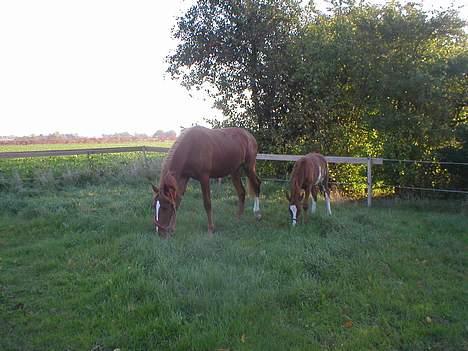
[247, 164, 261, 197]
[243, 130, 261, 198]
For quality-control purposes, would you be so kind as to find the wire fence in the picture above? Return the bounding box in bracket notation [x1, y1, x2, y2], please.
[382, 158, 468, 166]
[1, 146, 467, 197]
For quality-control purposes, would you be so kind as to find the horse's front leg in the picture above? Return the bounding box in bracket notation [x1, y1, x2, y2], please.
[231, 171, 246, 219]
[302, 188, 311, 222]
[200, 176, 214, 236]
[310, 186, 318, 215]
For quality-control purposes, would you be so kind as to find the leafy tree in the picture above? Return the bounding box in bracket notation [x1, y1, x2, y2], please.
[167, 0, 303, 150]
[168, 0, 467, 194]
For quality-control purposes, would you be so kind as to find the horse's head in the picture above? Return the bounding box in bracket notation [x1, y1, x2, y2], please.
[152, 174, 178, 238]
[285, 186, 305, 226]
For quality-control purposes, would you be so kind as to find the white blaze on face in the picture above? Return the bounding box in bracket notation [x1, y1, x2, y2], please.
[155, 200, 161, 232]
[289, 204, 297, 225]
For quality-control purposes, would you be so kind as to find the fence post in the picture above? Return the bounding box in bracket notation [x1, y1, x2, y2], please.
[142, 146, 149, 168]
[87, 151, 92, 170]
[367, 157, 372, 207]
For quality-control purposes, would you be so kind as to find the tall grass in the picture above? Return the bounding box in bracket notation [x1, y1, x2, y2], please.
[1, 179, 467, 350]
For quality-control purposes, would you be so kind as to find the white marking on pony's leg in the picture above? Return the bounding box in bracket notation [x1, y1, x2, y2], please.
[315, 165, 322, 185]
[310, 197, 317, 214]
[325, 193, 332, 215]
[253, 197, 260, 212]
[156, 201, 160, 220]
[289, 204, 297, 226]
[253, 196, 261, 219]
[155, 200, 161, 232]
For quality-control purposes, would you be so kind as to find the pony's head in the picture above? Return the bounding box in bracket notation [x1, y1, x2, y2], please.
[285, 185, 305, 226]
[152, 173, 178, 238]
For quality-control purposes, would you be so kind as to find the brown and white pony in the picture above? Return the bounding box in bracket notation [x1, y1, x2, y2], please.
[152, 126, 261, 238]
[286, 153, 331, 225]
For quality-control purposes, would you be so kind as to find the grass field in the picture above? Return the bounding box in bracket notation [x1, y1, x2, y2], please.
[0, 142, 170, 191]
[0, 141, 173, 152]
[1, 175, 467, 350]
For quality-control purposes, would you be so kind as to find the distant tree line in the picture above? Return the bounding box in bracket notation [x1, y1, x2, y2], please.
[0, 130, 177, 145]
[167, 0, 467, 194]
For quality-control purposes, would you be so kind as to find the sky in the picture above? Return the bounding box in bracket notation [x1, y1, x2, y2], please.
[0, 0, 466, 137]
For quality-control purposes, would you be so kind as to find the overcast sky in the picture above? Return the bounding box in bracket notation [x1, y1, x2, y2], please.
[0, 0, 465, 137]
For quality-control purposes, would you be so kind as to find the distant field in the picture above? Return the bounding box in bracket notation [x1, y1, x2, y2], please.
[0, 141, 173, 189]
[0, 179, 467, 350]
[0, 141, 173, 152]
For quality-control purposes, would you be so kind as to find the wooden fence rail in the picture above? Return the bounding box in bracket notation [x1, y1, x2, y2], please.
[257, 154, 383, 207]
[0, 146, 382, 207]
[0, 146, 170, 158]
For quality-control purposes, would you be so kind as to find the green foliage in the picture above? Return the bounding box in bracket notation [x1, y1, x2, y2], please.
[1, 181, 467, 350]
[168, 0, 467, 194]
[167, 0, 304, 149]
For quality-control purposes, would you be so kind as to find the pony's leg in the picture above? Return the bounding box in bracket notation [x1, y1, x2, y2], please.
[302, 188, 311, 222]
[246, 167, 261, 220]
[310, 187, 318, 215]
[200, 176, 214, 235]
[231, 171, 246, 218]
[325, 187, 332, 215]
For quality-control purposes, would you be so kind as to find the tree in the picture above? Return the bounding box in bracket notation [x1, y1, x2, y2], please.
[168, 0, 467, 193]
[307, 2, 468, 190]
[167, 0, 303, 151]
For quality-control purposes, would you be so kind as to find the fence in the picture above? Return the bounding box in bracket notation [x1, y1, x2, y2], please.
[2, 146, 466, 204]
[257, 153, 382, 207]
[0, 146, 383, 207]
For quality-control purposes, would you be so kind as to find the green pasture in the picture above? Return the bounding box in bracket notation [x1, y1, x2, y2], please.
[0, 143, 169, 190]
[1, 170, 467, 350]
[0, 141, 173, 152]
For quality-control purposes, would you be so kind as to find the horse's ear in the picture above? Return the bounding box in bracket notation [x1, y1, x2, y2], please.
[151, 184, 159, 195]
[284, 190, 291, 202]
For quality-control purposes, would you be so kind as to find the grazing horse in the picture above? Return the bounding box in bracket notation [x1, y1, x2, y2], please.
[152, 126, 262, 238]
[286, 153, 331, 225]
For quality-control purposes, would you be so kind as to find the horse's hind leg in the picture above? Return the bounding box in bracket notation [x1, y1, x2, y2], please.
[322, 176, 332, 216]
[200, 175, 215, 235]
[325, 188, 332, 215]
[231, 171, 246, 219]
[245, 165, 261, 220]
[310, 186, 318, 214]
[302, 187, 311, 222]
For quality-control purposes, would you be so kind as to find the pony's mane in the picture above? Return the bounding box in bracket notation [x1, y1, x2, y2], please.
[290, 158, 305, 189]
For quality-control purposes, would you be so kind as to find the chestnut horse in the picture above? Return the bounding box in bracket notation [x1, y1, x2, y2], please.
[286, 153, 331, 225]
[152, 126, 261, 238]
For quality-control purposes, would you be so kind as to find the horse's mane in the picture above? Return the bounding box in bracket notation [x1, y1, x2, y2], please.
[161, 127, 191, 178]
[290, 158, 305, 190]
